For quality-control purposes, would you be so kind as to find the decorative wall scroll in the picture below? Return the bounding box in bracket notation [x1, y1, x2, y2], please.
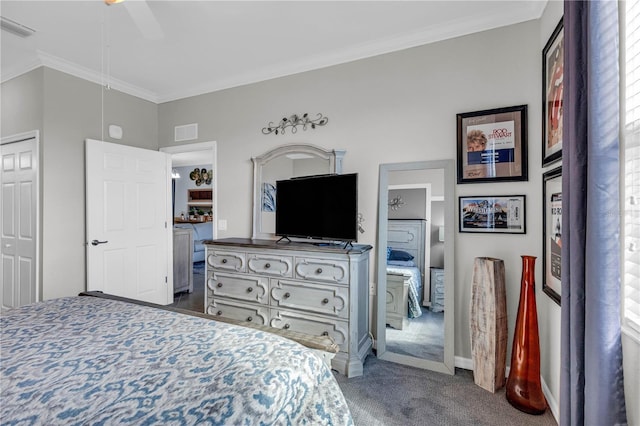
[262, 113, 328, 135]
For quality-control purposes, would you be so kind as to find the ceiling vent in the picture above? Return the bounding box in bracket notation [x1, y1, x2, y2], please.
[1, 17, 35, 38]
[174, 123, 198, 142]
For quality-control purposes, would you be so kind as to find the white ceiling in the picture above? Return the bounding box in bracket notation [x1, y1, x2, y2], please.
[1, 1, 548, 104]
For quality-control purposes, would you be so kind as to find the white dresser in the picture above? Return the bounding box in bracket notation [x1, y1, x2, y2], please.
[204, 238, 373, 377]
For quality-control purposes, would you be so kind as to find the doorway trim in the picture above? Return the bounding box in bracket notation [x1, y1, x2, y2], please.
[160, 141, 217, 238]
[1, 130, 41, 303]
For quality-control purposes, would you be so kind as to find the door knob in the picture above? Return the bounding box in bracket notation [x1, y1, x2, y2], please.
[91, 240, 108, 246]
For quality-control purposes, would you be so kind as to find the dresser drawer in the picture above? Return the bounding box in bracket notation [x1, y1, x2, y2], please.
[207, 250, 246, 272]
[247, 253, 293, 277]
[432, 284, 445, 295]
[270, 279, 348, 318]
[294, 257, 349, 285]
[270, 309, 349, 352]
[207, 298, 269, 325]
[208, 272, 268, 304]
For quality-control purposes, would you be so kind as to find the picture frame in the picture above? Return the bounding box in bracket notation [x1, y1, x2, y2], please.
[543, 166, 562, 305]
[542, 18, 564, 167]
[456, 105, 528, 184]
[458, 195, 526, 234]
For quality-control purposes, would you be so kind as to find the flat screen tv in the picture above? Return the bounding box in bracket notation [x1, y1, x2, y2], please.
[275, 173, 358, 243]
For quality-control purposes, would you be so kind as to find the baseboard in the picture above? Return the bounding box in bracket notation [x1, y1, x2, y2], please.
[541, 376, 559, 423]
[455, 356, 559, 424]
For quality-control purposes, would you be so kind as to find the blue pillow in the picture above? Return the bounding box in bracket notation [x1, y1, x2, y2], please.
[386, 247, 392, 260]
[388, 260, 416, 267]
[388, 249, 414, 261]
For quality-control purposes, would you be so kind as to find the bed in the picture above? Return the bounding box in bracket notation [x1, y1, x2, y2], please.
[0, 293, 353, 425]
[385, 220, 426, 330]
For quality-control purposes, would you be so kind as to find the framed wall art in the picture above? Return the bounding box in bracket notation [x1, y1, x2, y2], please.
[456, 105, 528, 184]
[543, 166, 562, 305]
[458, 195, 526, 234]
[542, 18, 564, 167]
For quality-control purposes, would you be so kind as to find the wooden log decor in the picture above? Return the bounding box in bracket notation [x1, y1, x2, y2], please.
[470, 257, 508, 393]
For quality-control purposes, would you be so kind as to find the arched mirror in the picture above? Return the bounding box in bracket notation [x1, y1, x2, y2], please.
[252, 144, 345, 239]
[375, 160, 455, 374]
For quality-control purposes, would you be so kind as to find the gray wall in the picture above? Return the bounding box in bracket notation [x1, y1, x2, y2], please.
[157, 17, 564, 410]
[2, 67, 158, 300]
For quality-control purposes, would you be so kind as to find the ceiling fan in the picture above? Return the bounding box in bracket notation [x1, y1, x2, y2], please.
[104, 0, 164, 40]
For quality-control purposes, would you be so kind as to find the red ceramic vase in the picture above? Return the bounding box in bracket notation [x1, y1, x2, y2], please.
[505, 255, 547, 414]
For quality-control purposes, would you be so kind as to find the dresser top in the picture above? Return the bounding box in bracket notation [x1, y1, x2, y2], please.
[204, 238, 372, 254]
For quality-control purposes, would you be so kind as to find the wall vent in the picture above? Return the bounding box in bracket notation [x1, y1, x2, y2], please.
[174, 123, 198, 142]
[1, 17, 35, 38]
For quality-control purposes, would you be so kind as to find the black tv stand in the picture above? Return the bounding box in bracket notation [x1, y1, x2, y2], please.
[275, 236, 292, 244]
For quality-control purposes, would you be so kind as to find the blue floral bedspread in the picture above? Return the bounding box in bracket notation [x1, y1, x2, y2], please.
[386, 266, 423, 319]
[0, 297, 353, 425]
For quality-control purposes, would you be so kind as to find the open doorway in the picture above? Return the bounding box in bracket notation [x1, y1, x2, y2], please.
[160, 142, 216, 313]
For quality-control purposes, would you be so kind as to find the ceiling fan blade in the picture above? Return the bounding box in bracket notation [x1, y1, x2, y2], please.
[123, 1, 164, 40]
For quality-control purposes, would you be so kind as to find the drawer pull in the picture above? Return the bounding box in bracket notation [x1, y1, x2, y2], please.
[265, 263, 271, 269]
[221, 258, 227, 264]
[316, 268, 323, 274]
[217, 282, 223, 288]
[283, 324, 290, 329]
[284, 292, 291, 298]
[322, 298, 329, 304]
[247, 287, 253, 293]
[247, 316, 253, 322]
[322, 331, 329, 336]
[217, 310, 222, 316]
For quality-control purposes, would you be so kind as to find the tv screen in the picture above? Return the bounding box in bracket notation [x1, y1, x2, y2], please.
[275, 173, 358, 242]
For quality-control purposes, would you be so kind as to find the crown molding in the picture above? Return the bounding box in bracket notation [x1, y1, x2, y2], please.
[1, 57, 42, 84]
[157, 5, 545, 103]
[37, 51, 159, 103]
[4, 2, 548, 104]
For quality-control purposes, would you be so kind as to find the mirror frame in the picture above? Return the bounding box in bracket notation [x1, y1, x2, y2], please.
[375, 160, 455, 374]
[251, 144, 345, 240]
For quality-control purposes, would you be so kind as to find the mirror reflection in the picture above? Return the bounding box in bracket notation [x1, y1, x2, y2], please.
[251, 144, 344, 239]
[384, 170, 445, 362]
[376, 160, 454, 374]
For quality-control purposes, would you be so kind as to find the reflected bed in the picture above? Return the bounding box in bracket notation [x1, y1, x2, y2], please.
[0, 294, 352, 425]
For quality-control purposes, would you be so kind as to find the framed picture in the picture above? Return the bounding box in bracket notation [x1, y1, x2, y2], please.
[456, 105, 528, 184]
[458, 195, 526, 234]
[542, 18, 564, 167]
[543, 166, 562, 305]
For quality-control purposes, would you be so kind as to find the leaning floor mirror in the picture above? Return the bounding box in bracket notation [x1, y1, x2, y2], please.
[375, 160, 455, 374]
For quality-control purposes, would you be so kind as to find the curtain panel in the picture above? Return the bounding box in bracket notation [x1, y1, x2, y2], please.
[560, 1, 627, 425]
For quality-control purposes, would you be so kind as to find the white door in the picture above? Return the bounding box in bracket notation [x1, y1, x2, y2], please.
[1, 134, 39, 309]
[86, 139, 172, 305]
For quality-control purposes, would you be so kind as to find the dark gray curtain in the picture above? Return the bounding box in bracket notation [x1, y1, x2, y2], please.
[560, 1, 627, 425]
